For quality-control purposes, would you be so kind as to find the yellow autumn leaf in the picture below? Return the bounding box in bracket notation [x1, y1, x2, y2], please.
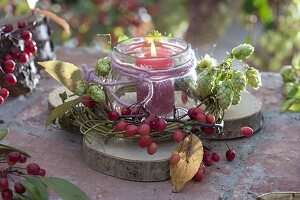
[38, 61, 82, 93]
[170, 134, 203, 192]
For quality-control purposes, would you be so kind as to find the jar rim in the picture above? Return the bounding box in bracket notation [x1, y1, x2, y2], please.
[112, 36, 191, 60]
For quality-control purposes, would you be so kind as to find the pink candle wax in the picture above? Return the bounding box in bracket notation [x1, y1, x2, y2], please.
[135, 44, 175, 115]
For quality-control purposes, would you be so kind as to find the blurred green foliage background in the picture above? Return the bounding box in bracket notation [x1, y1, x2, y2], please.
[0, 0, 299, 72]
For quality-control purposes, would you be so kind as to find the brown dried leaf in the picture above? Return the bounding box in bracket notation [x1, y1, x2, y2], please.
[170, 134, 203, 192]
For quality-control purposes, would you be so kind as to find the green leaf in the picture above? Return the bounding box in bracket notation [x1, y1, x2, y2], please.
[287, 85, 300, 99]
[0, 144, 30, 157]
[40, 177, 90, 200]
[289, 101, 300, 112]
[38, 61, 82, 93]
[20, 179, 45, 200]
[26, 176, 49, 200]
[117, 33, 129, 42]
[0, 128, 9, 141]
[14, 193, 32, 200]
[280, 98, 298, 112]
[46, 98, 82, 128]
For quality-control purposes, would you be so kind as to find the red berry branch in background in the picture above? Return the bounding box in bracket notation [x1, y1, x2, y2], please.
[0, 22, 38, 105]
[0, 151, 46, 200]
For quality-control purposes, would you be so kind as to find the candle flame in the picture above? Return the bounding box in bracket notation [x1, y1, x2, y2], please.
[150, 41, 157, 57]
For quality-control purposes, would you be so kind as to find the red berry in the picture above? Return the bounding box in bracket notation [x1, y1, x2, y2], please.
[18, 21, 26, 29]
[169, 153, 180, 165]
[200, 162, 206, 173]
[108, 111, 120, 121]
[226, 149, 236, 161]
[203, 156, 214, 166]
[7, 151, 21, 164]
[124, 125, 138, 137]
[4, 54, 13, 61]
[18, 52, 29, 63]
[14, 182, 26, 194]
[173, 130, 184, 142]
[20, 30, 32, 41]
[203, 149, 211, 158]
[10, 48, 20, 59]
[82, 96, 95, 108]
[0, 96, 4, 105]
[206, 114, 215, 124]
[26, 163, 40, 175]
[193, 169, 204, 181]
[29, 45, 38, 54]
[138, 124, 150, 136]
[147, 142, 158, 155]
[4, 60, 15, 70]
[241, 126, 253, 137]
[212, 152, 220, 162]
[39, 168, 46, 176]
[5, 73, 17, 85]
[121, 107, 131, 115]
[0, 178, 9, 190]
[2, 24, 13, 33]
[188, 107, 204, 119]
[138, 135, 152, 148]
[19, 155, 27, 163]
[155, 118, 167, 132]
[115, 120, 127, 132]
[195, 113, 206, 123]
[0, 88, 10, 99]
[1, 189, 13, 200]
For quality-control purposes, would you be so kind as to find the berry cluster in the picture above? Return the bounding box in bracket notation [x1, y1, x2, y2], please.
[0, 22, 38, 105]
[0, 151, 46, 200]
[103, 104, 253, 159]
[103, 105, 254, 183]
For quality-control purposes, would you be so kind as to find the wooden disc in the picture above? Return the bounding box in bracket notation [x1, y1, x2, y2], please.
[48, 87, 262, 181]
[83, 138, 175, 181]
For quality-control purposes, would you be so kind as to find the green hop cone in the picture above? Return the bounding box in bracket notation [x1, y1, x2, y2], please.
[245, 67, 262, 90]
[232, 43, 254, 60]
[195, 68, 217, 98]
[196, 54, 217, 74]
[88, 85, 105, 102]
[232, 91, 241, 105]
[280, 65, 297, 82]
[217, 80, 233, 110]
[231, 70, 246, 92]
[76, 81, 87, 96]
[95, 57, 111, 77]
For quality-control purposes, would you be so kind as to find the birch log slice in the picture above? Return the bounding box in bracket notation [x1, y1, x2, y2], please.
[48, 87, 262, 181]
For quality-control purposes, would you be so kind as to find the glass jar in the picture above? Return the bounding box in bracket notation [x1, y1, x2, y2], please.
[111, 37, 196, 115]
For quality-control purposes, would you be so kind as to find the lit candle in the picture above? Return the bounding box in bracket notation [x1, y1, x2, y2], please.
[136, 41, 175, 115]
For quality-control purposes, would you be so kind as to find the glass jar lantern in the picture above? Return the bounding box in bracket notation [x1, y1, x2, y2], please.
[111, 37, 196, 115]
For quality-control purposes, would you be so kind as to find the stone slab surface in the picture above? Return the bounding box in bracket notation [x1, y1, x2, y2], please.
[0, 47, 299, 200]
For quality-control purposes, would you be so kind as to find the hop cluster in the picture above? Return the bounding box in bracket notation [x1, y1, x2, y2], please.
[245, 67, 262, 90]
[76, 80, 87, 96]
[88, 85, 105, 102]
[280, 65, 296, 82]
[217, 80, 233, 110]
[232, 43, 254, 60]
[195, 68, 217, 98]
[232, 91, 241, 105]
[95, 57, 111, 77]
[196, 54, 217, 74]
[232, 70, 246, 92]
